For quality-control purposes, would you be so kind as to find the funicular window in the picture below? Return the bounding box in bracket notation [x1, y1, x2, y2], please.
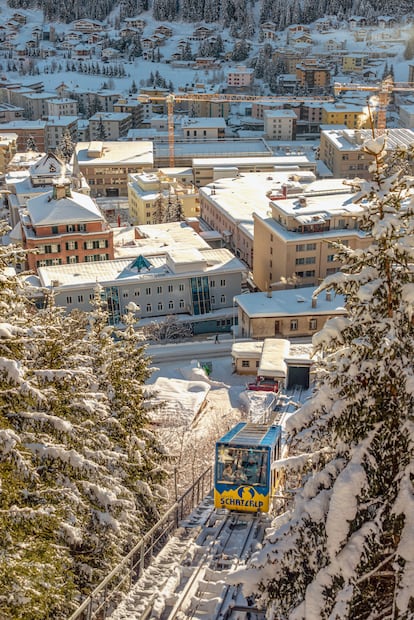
[217, 447, 268, 486]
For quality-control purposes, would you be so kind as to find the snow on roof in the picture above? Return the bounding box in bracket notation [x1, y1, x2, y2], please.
[148, 377, 210, 427]
[37, 247, 245, 289]
[234, 287, 346, 318]
[199, 171, 309, 239]
[26, 190, 103, 226]
[156, 140, 271, 159]
[232, 340, 263, 358]
[258, 338, 290, 378]
[75, 141, 154, 166]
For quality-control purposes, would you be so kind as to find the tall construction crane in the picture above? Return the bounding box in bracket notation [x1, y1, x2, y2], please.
[333, 78, 414, 134]
[138, 91, 334, 167]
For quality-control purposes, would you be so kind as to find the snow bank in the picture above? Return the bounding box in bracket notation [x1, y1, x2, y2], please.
[148, 377, 210, 427]
[179, 359, 229, 387]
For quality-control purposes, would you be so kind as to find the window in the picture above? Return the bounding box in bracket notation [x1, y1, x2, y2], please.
[305, 270, 315, 277]
[168, 284, 173, 292]
[306, 243, 316, 251]
[134, 290, 140, 296]
[168, 300, 174, 309]
[211, 295, 215, 304]
[309, 318, 317, 330]
[305, 256, 316, 264]
[296, 257, 305, 265]
[296, 244, 305, 252]
[122, 291, 129, 298]
[77, 295, 83, 303]
[158, 302, 163, 311]
[221, 278, 226, 286]
[146, 304, 152, 312]
[67, 255, 78, 264]
[220, 295, 226, 303]
[145, 287, 151, 295]
[327, 254, 335, 262]
[157, 285, 162, 294]
[210, 280, 215, 287]
[242, 360, 250, 368]
[66, 296, 72, 304]
[52, 226, 59, 234]
[179, 284, 184, 291]
[66, 241, 78, 250]
[77, 224, 86, 232]
[179, 299, 185, 308]
[66, 224, 75, 233]
[290, 319, 298, 331]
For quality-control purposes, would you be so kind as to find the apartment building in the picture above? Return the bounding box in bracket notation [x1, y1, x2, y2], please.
[319, 127, 414, 179]
[75, 140, 154, 197]
[199, 170, 316, 268]
[0, 119, 47, 151]
[295, 59, 331, 90]
[89, 112, 132, 141]
[321, 102, 369, 129]
[252, 182, 371, 291]
[36, 246, 245, 333]
[263, 109, 297, 140]
[45, 116, 78, 150]
[181, 117, 226, 140]
[0, 132, 18, 175]
[113, 98, 145, 128]
[20, 178, 114, 271]
[47, 97, 78, 117]
[128, 171, 199, 225]
[226, 66, 254, 88]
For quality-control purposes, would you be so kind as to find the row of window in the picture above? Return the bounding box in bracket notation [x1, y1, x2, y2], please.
[51, 224, 87, 234]
[290, 318, 318, 330]
[38, 240, 108, 253]
[295, 256, 316, 265]
[296, 243, 316, 251]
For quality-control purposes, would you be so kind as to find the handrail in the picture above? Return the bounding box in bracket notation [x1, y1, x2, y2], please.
[68, 466, 212, 620]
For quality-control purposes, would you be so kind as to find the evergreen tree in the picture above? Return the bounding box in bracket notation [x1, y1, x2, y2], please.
[56, 128, 75, 163]
[26, 135, 38, 152]
[96, 115, 107, 140]
[238, 137, 414, 618]
[0, 234, 168, 618]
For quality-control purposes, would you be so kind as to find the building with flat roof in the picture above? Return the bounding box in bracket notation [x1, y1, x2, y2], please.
[234, 286, 346, 339]
[36, 246, 246, 333]
[193, 153, 316, 187]
[127, 171, 199, 225]
[154, 138, 274, 170]
[319, 128, 414, 179]
[89, 112, 132, 140]
[75, 140, 154, 197]
[263, 109, 297, 140]
[252, 179, 371, 291]
[199, 169, 317, 267]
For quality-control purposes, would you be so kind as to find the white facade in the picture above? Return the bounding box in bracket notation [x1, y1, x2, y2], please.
[263, 109, 296, 140]
[47, 98, 78, 117]
[227, 66, 254, 88]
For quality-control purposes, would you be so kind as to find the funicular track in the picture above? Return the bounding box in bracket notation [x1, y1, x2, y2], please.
[161, 508, 270, 620]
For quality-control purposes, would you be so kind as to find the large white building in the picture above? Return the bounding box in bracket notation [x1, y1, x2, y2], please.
[36, 244, 246, 334]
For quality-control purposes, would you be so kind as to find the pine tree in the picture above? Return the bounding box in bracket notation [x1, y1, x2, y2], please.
[56, 128, 75, 163]
[26, 135, 38, 152]
[238, 136, 414, 618]
[0, 235, 168, 618]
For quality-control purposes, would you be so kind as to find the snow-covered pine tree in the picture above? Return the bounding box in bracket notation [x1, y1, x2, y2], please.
[0, 237, 168, 618]
[26, 134, 38, 152]
[236, 136, 414, 618]
[56, 128, 75, 163]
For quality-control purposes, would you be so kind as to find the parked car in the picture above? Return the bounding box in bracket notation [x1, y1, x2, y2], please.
[247, 378, 279, 393]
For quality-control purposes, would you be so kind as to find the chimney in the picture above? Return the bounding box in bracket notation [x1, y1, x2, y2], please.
[52, 180, 71, 200]
[311, 296, 317, 308]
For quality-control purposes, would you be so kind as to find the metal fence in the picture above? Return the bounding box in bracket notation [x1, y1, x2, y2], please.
[68, 466, 213, 620]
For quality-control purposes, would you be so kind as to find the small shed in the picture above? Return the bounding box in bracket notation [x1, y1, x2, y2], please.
[231, 340, 262, 375]
[285, 356, 314, 389]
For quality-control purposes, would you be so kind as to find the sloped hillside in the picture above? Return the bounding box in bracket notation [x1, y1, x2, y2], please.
[6, 0, 413, 26]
